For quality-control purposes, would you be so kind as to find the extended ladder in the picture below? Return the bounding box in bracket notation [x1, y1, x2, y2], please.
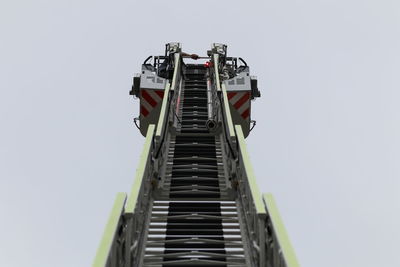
[93, 44, 300, 267]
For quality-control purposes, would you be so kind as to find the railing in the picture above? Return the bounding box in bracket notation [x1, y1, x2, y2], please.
[93, 125, 156, 267]
[125, 51, 187, 263]
[234, 125, 300, 267]
[92, 193, 127, 267]
[155, 52, 181, 152]
[209, 45, 299, 266]
[170, 53, 181, 92]
[212, 54, 222, 92]
[221, 83, 236, 141]
[263, 194, 300, 267]
[92, 54, 180, 267]
[235, 125, 267, 267]
[125, 124, 156, 267]
[155, 83, 171, 144]
[154, 52, 181, 190]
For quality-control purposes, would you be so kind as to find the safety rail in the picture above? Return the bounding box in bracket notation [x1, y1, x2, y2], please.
[93, 193, 127, 267]
[212, 54, 222, 91]
[234, 125, 299, 267]
[154, 82, 171, 164]
[125, 124, 156, 267]
[169, 53, 181, 92]
[93, 53, 181, 266]
[154, 53, 181, 190]
[263, 194, 300, 267]
[93, 125, 156, 267]
[155, 83, 170, 141]
[155, 52, 180, 149]
[221, 83, 236, 140]
[214, 56, 236, 167]
[217, 83, 236, 192]
[235, 125, 266, 267]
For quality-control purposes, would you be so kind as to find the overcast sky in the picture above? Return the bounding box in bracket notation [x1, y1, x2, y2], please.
[1, 0, 399, 266]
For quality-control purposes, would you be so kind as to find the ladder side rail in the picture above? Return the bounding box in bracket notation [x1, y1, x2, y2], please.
[217, 83, 237, 192]
[263, 194, 300, 267]
[154, 82, 171, 143]
[212, 54, 222, 92]
[153, 82, 171, 189]
[235, 125, 267, 267]
[93, 193, 127, 267]
[213, 52, 236, 159]
[154, 53, 182, 190]
[221, 83, 236, 144]
[155, 52, 181, 151]
[170, 53, 181, 92]
[235, 125, 300, 267]
[153, 131, 170, 192]
[125, 124, 156, 267]
[169, 53, 182, 128]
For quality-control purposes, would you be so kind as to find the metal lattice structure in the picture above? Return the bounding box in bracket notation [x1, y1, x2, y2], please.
[93, 43, 300, 267]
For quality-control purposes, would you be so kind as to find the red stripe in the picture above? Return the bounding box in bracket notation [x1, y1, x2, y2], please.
[241, 108, 250, 119]
[233, 92, 250, 109]
[140, 105, 149, 117]
[142, 90, 157, 107]
[155, 90, 164, 99]
[227, 92, 237, 100]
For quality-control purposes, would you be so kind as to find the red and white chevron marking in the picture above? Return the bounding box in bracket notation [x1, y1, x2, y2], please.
[140, 89, 164, 117]
[227, 91, 250, 119]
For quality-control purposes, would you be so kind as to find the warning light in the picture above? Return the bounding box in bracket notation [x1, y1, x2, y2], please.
[205, 61, 212, 68]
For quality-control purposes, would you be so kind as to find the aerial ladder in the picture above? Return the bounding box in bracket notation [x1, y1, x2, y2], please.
[93, 43, 300, 267]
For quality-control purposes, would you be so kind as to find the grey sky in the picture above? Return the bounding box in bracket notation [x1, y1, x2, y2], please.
[1, 0, 399, 266]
